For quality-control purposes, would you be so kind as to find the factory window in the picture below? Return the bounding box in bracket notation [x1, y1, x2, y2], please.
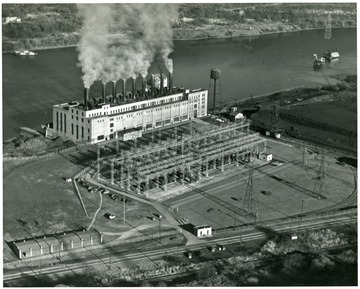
[71, 109, 73, 113]
[110, 129, 113, 133]
[60, 113, 63, 131]
[81, 127, 84, 138]
[88, 136, 90, 141]
[110, 123, 114, 128]
[87, 120, 89, 123]
[110, 118, 114, 121]
[64, 115, 67, 133]
[56, 112, 59, 130]
[76, 117, 78, 121]
[76, 111, 78, 115]
[82, 112, 84, 116]
[97, 135, 104, 140]
[194, 104, 197, 109]
[82, 118, 84, 122]
[88, 128, 90, 133]
[76, 125, 79, 139]
[71, 124, 74, 135]
[71, 115, 73, 119]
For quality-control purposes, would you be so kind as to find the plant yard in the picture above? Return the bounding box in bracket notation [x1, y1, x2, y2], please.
[172, 140, 356, 230]
[3, 153, 166, 261]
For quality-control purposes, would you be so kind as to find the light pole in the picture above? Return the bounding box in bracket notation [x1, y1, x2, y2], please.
[301, 200, 305, 220]
[158, 215, 162, 244]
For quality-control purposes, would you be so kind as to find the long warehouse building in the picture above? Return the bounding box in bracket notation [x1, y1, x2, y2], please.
[47, 73, 208, 144]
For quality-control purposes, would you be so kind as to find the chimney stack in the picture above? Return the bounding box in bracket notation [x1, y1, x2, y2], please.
[160, 72, 164, 94]
[83, 87, 89, 110]
[151, 74, 156, 97]
[122, 79, 127, 102]
[168, 72, 173, 93]
[132, 77, 136, 100]
[102, 83, 106, 103]
[112, 81, 117, 103]
[142, 77, 146, 98]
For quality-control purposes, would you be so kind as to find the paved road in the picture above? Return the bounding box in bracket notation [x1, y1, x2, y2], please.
[4, 214, 356, 286]
[85, 175, 205, 246]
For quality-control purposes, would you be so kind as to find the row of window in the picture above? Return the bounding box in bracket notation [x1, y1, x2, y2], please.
[55, 111, 67, 133]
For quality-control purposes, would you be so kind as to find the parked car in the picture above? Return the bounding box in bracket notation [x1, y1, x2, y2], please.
[187, 252, 192, 259]
[65, 178, 72, 183]
[218, 245, 226, 251]
[104, 213, 116, 220]
[207, 246, 216, 252]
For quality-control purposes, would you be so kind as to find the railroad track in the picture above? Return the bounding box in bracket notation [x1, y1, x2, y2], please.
[4, 214, 356, 285]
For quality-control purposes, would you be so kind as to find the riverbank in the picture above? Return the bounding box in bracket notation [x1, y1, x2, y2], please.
[220, 74, 357, 153]
[3, 24, 356, 53]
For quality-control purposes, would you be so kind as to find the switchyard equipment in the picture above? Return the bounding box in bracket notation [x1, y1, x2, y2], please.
[314, 154, 328, 199]
[269, 104, 283, 138]
[97, 119, 266, 198]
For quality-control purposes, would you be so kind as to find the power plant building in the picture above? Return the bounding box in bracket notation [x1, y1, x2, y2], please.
[48, 74, 208, 144]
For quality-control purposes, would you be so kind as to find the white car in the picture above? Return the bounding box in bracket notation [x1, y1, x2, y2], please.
[108, 214, 116, 220]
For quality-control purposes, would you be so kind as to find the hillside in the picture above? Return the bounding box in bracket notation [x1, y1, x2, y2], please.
[2, 3, 356, 51]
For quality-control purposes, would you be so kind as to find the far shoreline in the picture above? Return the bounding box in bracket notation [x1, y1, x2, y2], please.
[3, 26, 356, 54]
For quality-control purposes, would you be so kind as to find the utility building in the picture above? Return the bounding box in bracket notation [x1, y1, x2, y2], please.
[9, 229, 103, 259]
[194, 225, 212, 238]
[47, 72, 208, 144]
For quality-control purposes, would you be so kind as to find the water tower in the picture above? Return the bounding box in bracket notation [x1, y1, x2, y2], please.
[209, 68, 222, 114]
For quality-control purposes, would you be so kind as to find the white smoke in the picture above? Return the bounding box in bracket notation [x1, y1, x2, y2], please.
[77, 4, 178, 87]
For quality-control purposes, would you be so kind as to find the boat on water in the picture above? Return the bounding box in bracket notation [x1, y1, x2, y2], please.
[12, 50, 38, 56]
[313, 53, 325, 68]
[323, 50, 340, 61]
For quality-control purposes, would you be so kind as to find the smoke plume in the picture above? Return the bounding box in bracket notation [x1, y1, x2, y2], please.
[77, 4, 178, 88]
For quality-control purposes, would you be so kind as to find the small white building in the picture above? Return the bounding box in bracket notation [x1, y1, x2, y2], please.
[258, 152, 273, 162]
[4, 17, 21, 23]
[194, 225, 212, 238]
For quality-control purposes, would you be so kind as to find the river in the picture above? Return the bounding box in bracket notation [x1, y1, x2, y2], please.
[2, 28, 356, 141]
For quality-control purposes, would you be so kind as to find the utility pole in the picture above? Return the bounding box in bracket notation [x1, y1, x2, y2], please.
[123, 194, 126, 224]
[97, 145, 101, 179]
[242, 161, 254, 219]
[314, 154, 327, 199]
[270, 105, 283, 134]
[297, 200, 304, 236]
[158, 215, 162, 244]
[302, 146, 308, 167]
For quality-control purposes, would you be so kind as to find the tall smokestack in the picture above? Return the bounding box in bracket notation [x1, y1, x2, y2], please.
[122, 79, 127, 102]
[102, 82, 106, 103]
[168, 72, 173, 93]
[151, 74, 156, 97]
[112, 81, 116, 103]
[160, 72, 164, 94]
[132, 76, 136, 100]
[83, 87, 89, 110]
[142, 77, 146, 98]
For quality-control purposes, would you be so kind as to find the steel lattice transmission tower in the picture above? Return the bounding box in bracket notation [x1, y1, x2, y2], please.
[242, 161, 255, 217]
[270, 105, 283, 133]
[314, 154, 327, 199]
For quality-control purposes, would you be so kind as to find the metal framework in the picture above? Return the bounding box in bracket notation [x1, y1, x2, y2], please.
[97, 119, 266, 193]
[314, 154, 327, 199]
[270, 105, 283, 133]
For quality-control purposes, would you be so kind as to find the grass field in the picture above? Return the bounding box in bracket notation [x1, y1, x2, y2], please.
[3, 153, 163, 244]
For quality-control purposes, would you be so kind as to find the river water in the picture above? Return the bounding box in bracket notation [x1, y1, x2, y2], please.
[2, 28, 356, 141]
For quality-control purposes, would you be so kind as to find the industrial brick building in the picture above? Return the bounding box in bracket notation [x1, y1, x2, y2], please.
[47, 73, 208, 144]
[9, 229, 103, 259]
